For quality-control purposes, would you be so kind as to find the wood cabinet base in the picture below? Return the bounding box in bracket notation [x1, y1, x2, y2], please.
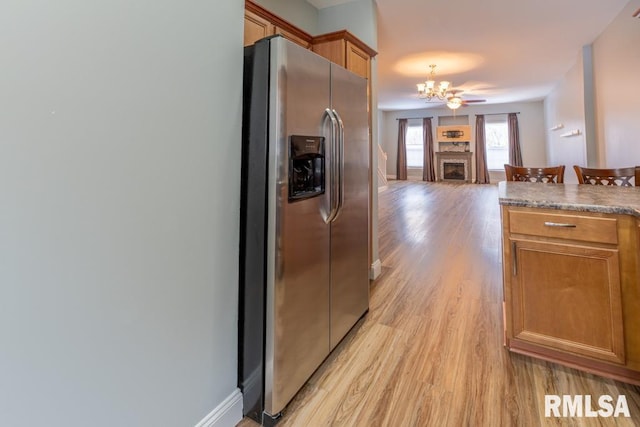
[508, 338, 640, 386]
[502, 205, 640, 386]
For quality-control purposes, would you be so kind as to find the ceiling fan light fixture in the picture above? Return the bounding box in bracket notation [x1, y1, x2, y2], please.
[447, 97, 462, 110]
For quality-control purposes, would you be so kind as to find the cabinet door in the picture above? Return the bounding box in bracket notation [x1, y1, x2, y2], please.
[244, 9, 274, 46]
[275, 26, 310, 49]
[312, 40, 346, 67]
[508, 239, 625, 364]
[345, 41, 370, 80]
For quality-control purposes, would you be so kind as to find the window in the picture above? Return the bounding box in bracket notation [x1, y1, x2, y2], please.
[406, 124, 423, 168]
[485, 116, 508, 170]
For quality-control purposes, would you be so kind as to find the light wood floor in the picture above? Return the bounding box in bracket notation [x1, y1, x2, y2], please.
[238, 181, 640, 427]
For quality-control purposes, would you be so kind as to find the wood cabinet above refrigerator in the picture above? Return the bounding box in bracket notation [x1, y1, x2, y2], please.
[243, 0, 377, 79]
[244, 1, 313, 48]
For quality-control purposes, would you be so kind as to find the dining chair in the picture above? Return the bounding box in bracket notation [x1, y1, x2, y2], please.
[573, 165, 640, 186]
[504, 164, 565, 183]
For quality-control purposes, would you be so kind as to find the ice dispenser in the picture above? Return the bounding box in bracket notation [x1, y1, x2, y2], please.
[288, 135, 325, 201]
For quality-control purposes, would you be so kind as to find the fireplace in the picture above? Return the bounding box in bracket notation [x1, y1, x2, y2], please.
[435, 151, 472, 183]
[443, 162, 465, 180]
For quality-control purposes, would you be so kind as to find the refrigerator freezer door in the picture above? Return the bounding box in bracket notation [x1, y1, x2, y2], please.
[265, 37, 332, 416]
[329, 65, 370, 349]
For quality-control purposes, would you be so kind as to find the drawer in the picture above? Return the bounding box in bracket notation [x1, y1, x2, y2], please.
[509, 210, 618, 244]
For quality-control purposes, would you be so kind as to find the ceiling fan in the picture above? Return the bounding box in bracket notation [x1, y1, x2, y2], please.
[445, 90, 486, 110]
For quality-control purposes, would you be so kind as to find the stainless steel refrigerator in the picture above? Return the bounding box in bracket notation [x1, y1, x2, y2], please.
[239, 36, 370, 425]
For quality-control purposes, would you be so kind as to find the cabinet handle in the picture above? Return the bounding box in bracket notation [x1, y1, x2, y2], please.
[512, 241, 517, 276]
[544, 221, 577, 228]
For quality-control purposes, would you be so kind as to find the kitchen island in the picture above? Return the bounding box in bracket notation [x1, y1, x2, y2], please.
[498, 181, 640, 385]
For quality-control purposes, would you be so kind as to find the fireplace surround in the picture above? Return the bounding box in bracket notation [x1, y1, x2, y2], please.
[435, 151, 472, 183]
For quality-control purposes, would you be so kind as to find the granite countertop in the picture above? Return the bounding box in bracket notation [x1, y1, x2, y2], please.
[498, 181, 640, 217]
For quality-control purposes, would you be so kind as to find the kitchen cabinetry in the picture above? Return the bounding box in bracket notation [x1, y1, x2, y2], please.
[244, 9, 274, 47]
[243, 2, 377, 78]
[274, 26, 311, 49]
[499, 182, 640, 385]
[312, 31, 375, 80]
[244, 1, 313, 48]
[505, 209, 625, 363]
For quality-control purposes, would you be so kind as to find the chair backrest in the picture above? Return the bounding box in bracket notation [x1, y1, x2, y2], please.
[573, 165, 640, 186]
[504, 164, 565, 183]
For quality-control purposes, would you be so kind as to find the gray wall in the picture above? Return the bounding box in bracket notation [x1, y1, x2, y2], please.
[253, 0, 319, 34]
[0, 1, 243, 426]
[317, 0, 378, 50]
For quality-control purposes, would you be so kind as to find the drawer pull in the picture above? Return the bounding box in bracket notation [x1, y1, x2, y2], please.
[544, 221, 577, 228]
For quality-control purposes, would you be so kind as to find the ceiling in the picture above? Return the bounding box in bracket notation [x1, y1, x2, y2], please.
[311, 0, 631, 111]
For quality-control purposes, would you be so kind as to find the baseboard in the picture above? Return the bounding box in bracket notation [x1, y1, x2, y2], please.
[195, 388, 243, 427]
[378, 185, 387, 193]
[370, 259, 382, 280]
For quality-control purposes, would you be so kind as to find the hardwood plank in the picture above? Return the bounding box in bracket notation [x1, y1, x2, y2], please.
[238, 182, 640, 426]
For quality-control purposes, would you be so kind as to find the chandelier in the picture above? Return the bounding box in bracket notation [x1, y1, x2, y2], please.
[416, 64, 450, 101]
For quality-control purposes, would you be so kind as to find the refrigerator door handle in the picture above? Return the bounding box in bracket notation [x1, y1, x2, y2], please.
[332, 109, 345, 218]
[324, 108, 339, 223]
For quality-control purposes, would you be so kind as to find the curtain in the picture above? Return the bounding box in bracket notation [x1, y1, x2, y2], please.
[422, 118, 436, 181]
[508, 113, 523, 166]
[475, 115, 490, 184]
[396, 118, 408, 180]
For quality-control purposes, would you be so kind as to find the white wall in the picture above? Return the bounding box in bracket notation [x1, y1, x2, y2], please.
[592, 0, 640, 167]
[253, 0, 319, 34]
[0, 1, 243, 426]
[380, 101, 547, 182]
[544, 0, 640, 173]
[544, 50, 587, 183]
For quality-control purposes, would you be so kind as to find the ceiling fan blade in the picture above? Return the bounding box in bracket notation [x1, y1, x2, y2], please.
[462, 99, 486, 104]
